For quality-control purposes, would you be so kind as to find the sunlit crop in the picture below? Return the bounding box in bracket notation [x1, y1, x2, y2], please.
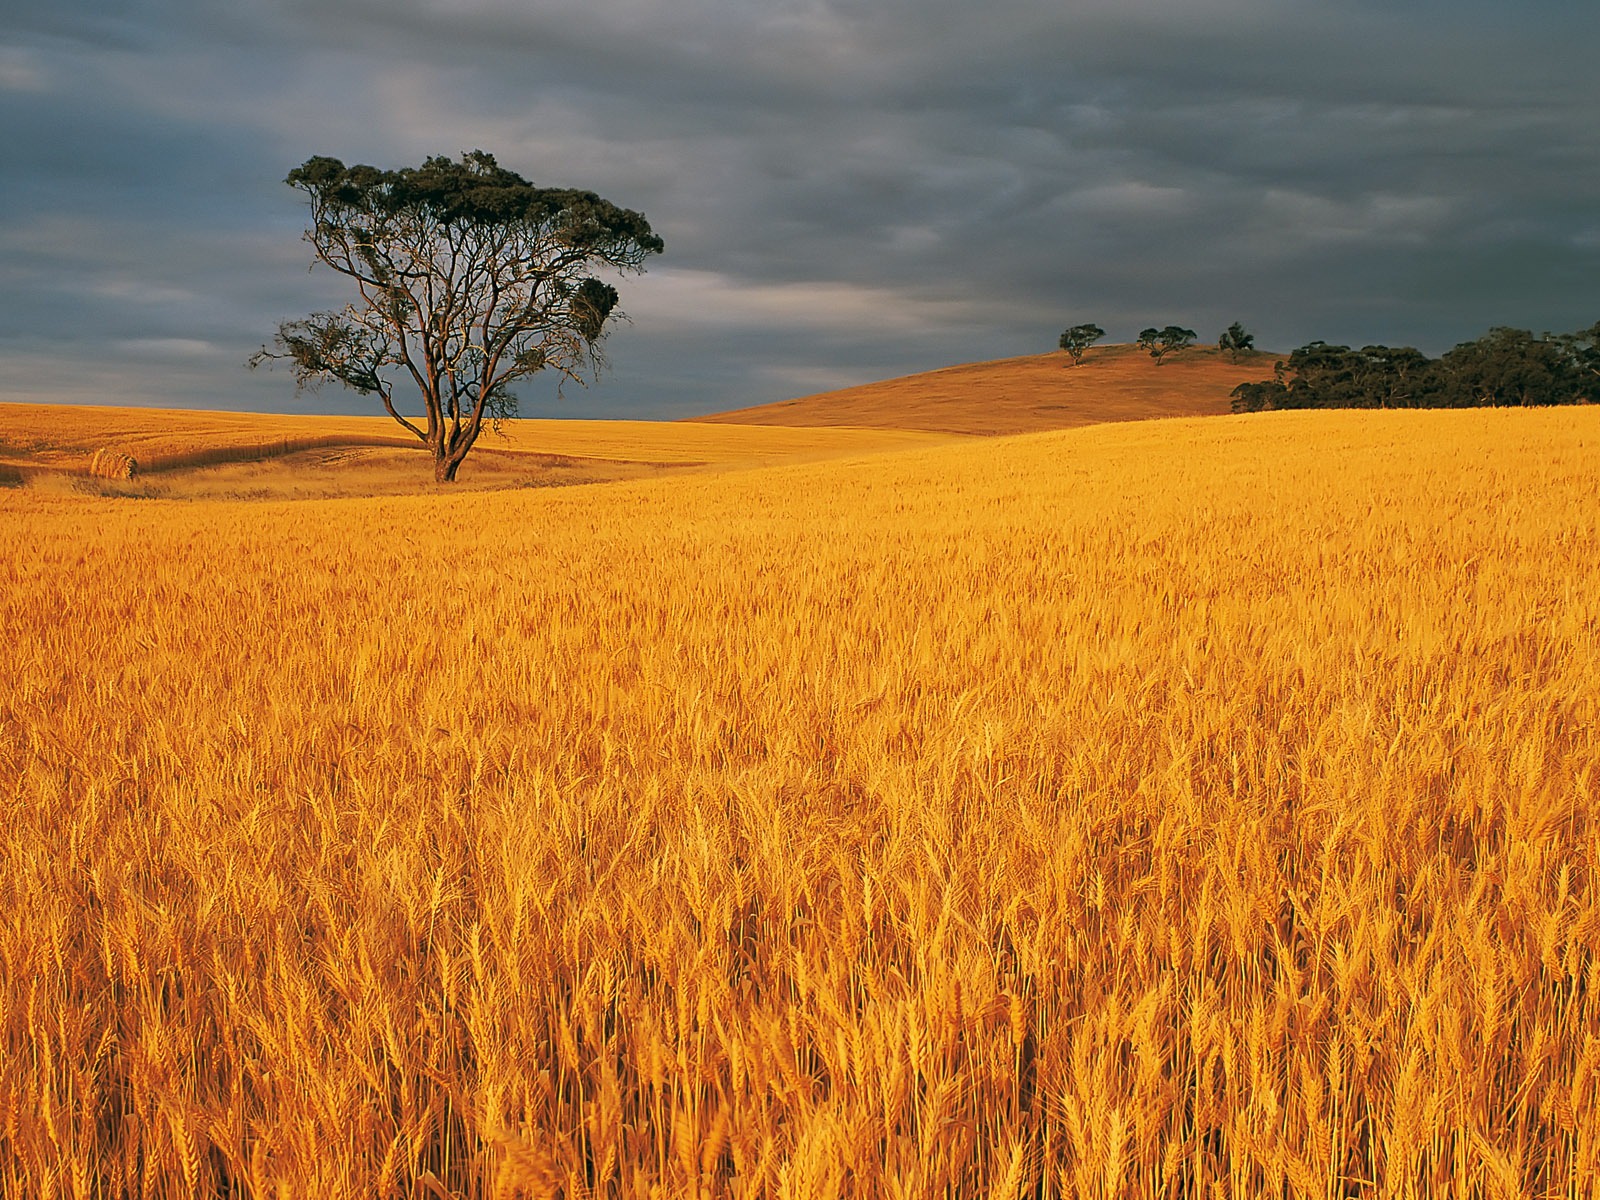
[0, 404, 947, 473]
[1, 407, 1596, 1197]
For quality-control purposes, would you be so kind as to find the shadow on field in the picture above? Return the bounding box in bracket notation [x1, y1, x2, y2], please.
[33, 445, 697, 502]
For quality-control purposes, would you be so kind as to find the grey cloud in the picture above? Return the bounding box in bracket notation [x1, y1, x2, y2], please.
[1, 0, 1598, 420]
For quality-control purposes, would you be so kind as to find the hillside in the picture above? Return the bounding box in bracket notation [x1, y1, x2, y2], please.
[698, 343, 1279, 434]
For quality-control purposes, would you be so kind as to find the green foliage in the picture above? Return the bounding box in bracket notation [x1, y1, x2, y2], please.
[253, 151, 663, 482]
[572, 279, 621, 344]
[1441, 327, 1577, 406]
[1230, 324, 1600, 413]
[1228, 380, 1288, 414]
[1058, 323, 1106, 366]
[1217, 322, 1255, 362]
[1139, 325, 1198, 365]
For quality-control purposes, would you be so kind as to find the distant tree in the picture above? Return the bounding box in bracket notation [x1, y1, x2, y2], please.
[1552, 321, 1600, 385]
[1229, 379, 1287, 413]
[1357, 345, 1435, 408]
[1217, 322, 1256, 362]
[251, 151, 663, 482]
[1439, 327, 1578, 407]
[1058, 323, 1106, 366]
[1577, 322, 1600, 381]
[1278, 342, 1429, 409]
[1140, 325, 1198, 365]
[1230, 323, 1600, 412]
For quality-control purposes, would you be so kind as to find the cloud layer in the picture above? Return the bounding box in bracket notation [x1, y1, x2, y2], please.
[4, 0, 1598, 417]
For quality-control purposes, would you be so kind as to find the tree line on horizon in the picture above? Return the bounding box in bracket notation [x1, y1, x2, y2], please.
[1231, 323, 1600, 412]
[1060, 319, 1600, 410]
[1058, 322, 1254, 366]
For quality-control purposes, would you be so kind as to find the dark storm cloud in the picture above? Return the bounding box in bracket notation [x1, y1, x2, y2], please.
[2, 0, 1597, 418]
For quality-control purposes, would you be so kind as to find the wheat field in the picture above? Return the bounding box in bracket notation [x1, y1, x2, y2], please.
[1, 407, 1597, 1198]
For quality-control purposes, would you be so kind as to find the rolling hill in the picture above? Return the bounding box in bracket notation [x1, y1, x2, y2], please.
[697, 343, 1280, 435]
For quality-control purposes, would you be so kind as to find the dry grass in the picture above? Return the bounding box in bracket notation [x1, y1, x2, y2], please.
[0, 405, 409, 469]
[0, 403, 954, 478]
[698, 343, 1280, 435]
[35, 446, 698, 503]
[1, 407, 1598, 1197]
[0, 403, 955, 501]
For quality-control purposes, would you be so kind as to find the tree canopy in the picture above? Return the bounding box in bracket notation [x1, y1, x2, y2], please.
[1230, 323, 1600, 413]
[1058, 323, 1106, 366]
[1217, 322, 1255, 362]
[252, 151, 664, 481]
[1138, 325, 1198, 365]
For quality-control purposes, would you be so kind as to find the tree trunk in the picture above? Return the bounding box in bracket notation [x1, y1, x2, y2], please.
[435, 453, 461, 483]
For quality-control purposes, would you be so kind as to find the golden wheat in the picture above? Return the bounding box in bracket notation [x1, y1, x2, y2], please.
[0, 407, 1597, 1197]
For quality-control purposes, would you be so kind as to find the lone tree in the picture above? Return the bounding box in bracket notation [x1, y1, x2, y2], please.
[1217, 321, 1255, 362]
[252, 152, 664, 482]
[1058, 323, 1106, 366]
[1138, 325, 1198, 364]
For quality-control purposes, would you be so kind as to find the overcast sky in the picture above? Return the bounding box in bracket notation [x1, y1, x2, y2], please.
[4, 0, 1598, 419]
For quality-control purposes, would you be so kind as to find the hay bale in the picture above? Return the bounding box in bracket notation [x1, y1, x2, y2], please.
[89, 449, 138, 480]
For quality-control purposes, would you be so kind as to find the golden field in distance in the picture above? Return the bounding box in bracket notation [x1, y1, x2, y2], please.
[2, 405, 1598, 1197]
[0, 343, 1255, 498]
[0, 405, 954, 470]
[698, 343, 1278, 435]
[0, 404, 956, 500]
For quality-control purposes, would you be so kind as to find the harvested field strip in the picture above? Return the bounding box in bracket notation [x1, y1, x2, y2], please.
[0, 403, 958, 474]
[10, 435, 706, 485]
[0, 460, 68, 483]
[136, 434, 420, 474]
